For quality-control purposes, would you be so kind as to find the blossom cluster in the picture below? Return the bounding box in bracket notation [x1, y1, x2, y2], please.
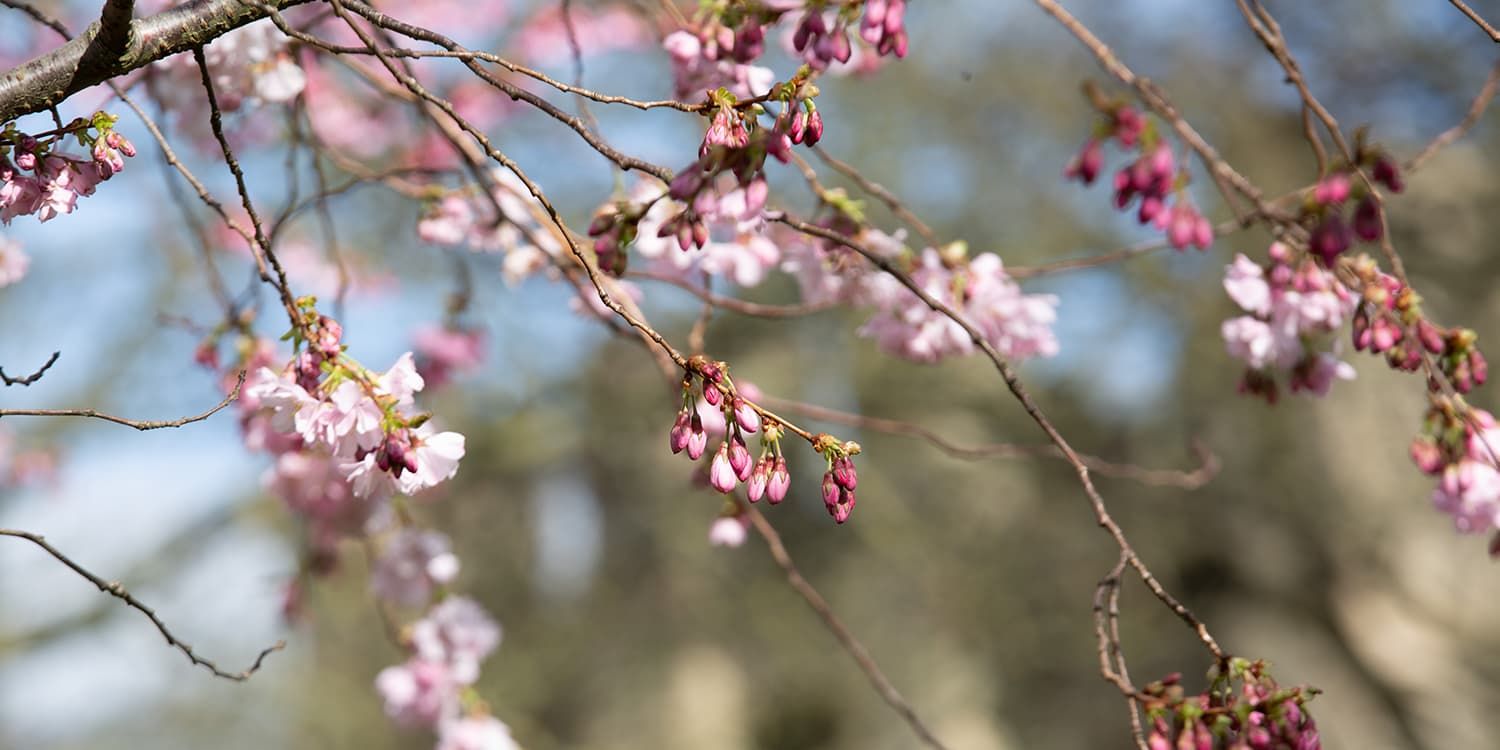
[375, 591, 515, 750]
[856, 239, 1060, 363]
[152, 18, 306, 112]
[1344, 254, 1487, 391]
[1301, 153, 1404, 269]
[1142, 660, 1321, 750]
[1412, 402, 1500, 540]
[1065, 103, 1213, 251]
[417, 169, 563, 285]
[1221, 245, 1357, 402]
[2, 113, 136, 225]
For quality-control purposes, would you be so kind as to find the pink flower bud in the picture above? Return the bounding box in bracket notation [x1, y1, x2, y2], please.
[821, 471, 839, 509]
[1063, 139, 1102, 185]
[831, 456, 857, 490]
[1313, 173, 1351, 205]
[1416, 319, 1446, 354]
[15, 151, 36, 170]
[729, 433, 752, 480]
[668, 168, 704, 200]
[1309, 214, 1351, 266]
[1409, 436, 1445, 475]
[805, 109, 824, 147]
[1137, 194, 1165, 224]
[830, 489, 854, 524]
[1352, 196, 1382, 241]
[703, 383, 722, 406]
[710, 442, 738, 493]
[746, 457, 770, 502]
[687, 412, 708, 459]
[315, 315, 343, 359]
[670, 410, 692, 454]
[1471, 348, 1489, 386]
[767, 457, 790, 504]
[708, 515, 748, 547]
[733, 398, 760, 433]
[1370, 316, 1401, 352]
[1372, 157, 1403, 193]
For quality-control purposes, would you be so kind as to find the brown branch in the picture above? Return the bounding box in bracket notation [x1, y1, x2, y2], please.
[758, 395, 1219, 490]
[1, 350, 60, 386]
[0, 527, 284, 680]
[1406, 59, 1500, 173]
[1449, 0, 1500, 42]
[1093, 553, 1148, 749]
[193, 47, 304, 330]
[0, 370, 244, 431]
[743, 505, 950, 750]
[0, 0, 314, 123]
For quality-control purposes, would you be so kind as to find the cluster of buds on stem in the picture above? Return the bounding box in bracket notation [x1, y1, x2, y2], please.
[586, 201, 645, 276]
[1345, 256, 1486, 390]
[1301, 138, 1404, 268]
[1142, 659, 1321, 750]
[815, 433, 861, 524]
[1065, 93, 1211, 251]
[1, 112, 136, 224]
[1411, 398, 1500, 543]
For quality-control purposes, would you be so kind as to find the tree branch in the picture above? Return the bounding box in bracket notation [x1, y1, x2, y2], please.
[0, 0, 312, 123]
[0, 527, 284, 681]
[0, 350, 60, 386]
[0, 370, 243, 430]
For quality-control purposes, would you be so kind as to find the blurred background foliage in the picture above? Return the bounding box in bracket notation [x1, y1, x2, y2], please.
[2, 1, 1500, 748]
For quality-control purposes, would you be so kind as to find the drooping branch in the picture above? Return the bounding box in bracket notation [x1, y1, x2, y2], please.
[0, 527, 284, 681]
[0, 0, 312, 123]
[0, 350, 60, 386]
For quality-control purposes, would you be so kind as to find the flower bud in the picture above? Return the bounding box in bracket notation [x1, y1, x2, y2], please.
[710, 442, 738, 493]
[733, 398, 761, 433]
[1313, 174, 1350, 205]
[703, 383, 722, 406]
[1410, 436, 1445, 475]
[830, 489, 854, 524]
[729, 433, 752, 480]
[831, 456, 857, 490]
[767, 456, 790, 504]
[1474, 348, 1489, 386]
[1416, 319, 1446, 354]
[746, 457, 770, 502]
[1352, 196, 1382, 241]
[669, 409, 692, 454]
[805, 109, 824, 147]
[821, 471, 839, 509]
[1310, 214, 1351, 266]
[1372, 156, 1404, 193]
[687, 412, 708, 459]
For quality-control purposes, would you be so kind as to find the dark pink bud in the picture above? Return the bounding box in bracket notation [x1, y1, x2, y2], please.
[788, 108, 807, 145]
[295, 350, 321, 391]
[587, 212, 615, 237]
[767, 457, 790, 504]
[831, 488, 855, 524]
[1309, 214, 1351, 266]
[732, 22, 764, 63]
[670, 410, 692, 454]
[315, 316, 343, 359]
[1471, 348, 1488, 386]
[1063, 139, 1103, 185]
[1352, 196, 1382, 241]
[1370, 316, 1402, 352]
[821, 471, 839, 509]
[1352, 308, 1371, 351]
[884, 0, 906, 36]
[729, 433, 752, 480]
[1417, 319, 1446, 354]
[193, 340, 219, 370]
[703, 383, 722, 406]
[829, 28, 852, 63]
[1372, 157, 1404, 193]
[831, 456, 857, 490]
[1137, 194, 1164, 224]
[1113, 106, 1143, 147]
[805, 109, 824, 147]
[15, 151, 35, 170]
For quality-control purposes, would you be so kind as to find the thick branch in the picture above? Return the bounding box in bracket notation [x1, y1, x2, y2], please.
[0, 0, 311, 123]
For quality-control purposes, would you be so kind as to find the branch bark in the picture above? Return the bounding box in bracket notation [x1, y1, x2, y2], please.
[0, 0, 311, 123]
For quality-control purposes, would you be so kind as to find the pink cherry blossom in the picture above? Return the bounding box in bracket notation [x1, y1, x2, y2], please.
[376, 658, 459, 728]
[371, 529, 461, 608]
[708, 515, 749, 548]
[411, 596, 501, 685]
[436, 716, 520, 750]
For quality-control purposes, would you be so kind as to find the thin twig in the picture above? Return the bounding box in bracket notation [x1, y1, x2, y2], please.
[1449, 0, 1500, 42]
[1406, 59, 1500, 173]
[629, 270, 841, 318]
[812, 146, 939, 247]
[0, 527, 284, 680]
[743, 505, 950, 750]
[0, 351, 60, 386]
[758, 395, 1219, 490]
[0, 371, 244, 431]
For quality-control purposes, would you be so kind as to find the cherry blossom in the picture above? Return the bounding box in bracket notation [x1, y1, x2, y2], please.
[372, 530, 462, 608]
[436, 716, 520, 750]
